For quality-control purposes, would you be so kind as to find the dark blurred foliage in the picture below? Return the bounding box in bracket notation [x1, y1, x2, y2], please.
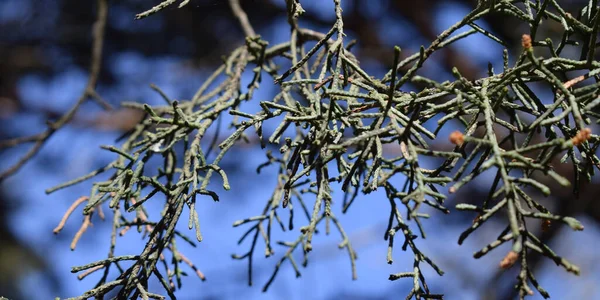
[0, 0, 598, 299]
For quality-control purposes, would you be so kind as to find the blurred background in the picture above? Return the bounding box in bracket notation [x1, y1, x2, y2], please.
[1, 0, 599, 299]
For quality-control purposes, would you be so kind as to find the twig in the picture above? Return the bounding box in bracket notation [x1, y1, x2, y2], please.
[228, 0, 256, 37]
[0, 0, 109, 182]
[54, 196, 89, 234]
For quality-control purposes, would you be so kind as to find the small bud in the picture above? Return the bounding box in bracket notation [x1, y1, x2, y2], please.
[541, 219, 551, 232]
[572, 128, 592, 146]
[449, 131, 465, 146]
[500, 251, 519, 269]
[522, 34, 532, 50]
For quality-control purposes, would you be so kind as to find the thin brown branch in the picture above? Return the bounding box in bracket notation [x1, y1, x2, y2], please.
[0, 0, 108, 182]
[77, 265, 105, 280]
[71, 214, 92, 251]
[0, 133, 45, 149]
[54, 196, 89, 234]
[175, 249, 206, 281]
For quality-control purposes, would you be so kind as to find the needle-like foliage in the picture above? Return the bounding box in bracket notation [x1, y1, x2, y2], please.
[3, 0, 599, 299]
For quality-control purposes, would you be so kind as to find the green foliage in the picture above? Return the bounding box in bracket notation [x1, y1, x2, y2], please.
[32, 0, 600, 299]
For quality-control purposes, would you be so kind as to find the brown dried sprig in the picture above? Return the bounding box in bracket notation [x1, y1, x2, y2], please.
[53, 196, 89, 234]
[53, 196, 104, 251]
[120, 198, 153, 236]
[71, 214, 92, 250]
[174, 249, 206, 281]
